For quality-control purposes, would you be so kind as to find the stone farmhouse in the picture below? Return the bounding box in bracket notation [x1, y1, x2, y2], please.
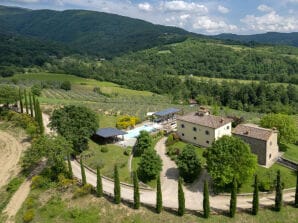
[176, 108, 232, 147]
[233, 124, 279, 167]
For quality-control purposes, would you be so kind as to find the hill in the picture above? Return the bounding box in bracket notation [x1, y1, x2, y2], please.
[0, 5, 193, 58]
[214, 32, 298, 47]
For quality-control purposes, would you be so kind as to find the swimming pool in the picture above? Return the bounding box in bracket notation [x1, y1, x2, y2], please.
[124, 125, 156, 139]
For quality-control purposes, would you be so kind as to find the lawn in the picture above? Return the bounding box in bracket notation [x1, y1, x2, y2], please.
[283, 143, 298, 163]
[14, 185, 298, 223]
[98, 114, 117, 128]
[82, 140, 131, 183]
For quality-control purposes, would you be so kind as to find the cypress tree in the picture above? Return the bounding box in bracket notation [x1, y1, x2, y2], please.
[133, 171, 140, 209]
[203, 180, 210, 218]
[114, 165, 121, 204]
[96, 167, 103, 197]
[29, 92, 33, 117]
[295, 169, 298, 208]
[24, 89, 29, 114]
[178, 177, 185, 216]
[80, 157, 86, 185]
[18, 88, 23, 113]
[275, 170, 282, 211]
[156, 174, 162, 213]
[34, 99, 44, 134]
[229, 177, 237, 218]
[252, 174, 259, 215]
[67, 154, 73, 179]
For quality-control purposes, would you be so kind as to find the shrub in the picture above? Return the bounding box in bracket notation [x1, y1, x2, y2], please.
[73, 184, 92, 198]
[31, 84, 42, 96]
[61, 80, 71, 91]
[101, 146, 109, 153]
[23, 209, 35, 223]
[123, 148, 131, 156]
[31, 175, 50, 189]
[116, 115, 140, 129]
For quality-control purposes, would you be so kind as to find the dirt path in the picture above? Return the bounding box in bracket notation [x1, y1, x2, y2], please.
[42, 113, 53, 134]
[0, 131, 26, 188]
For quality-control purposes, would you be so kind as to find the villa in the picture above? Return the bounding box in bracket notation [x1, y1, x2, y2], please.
[176, 108, 232, 147]
[233, 124, 279, 167]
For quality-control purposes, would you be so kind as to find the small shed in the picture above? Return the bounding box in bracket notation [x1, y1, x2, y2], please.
[154, 108, 180, 123]
[94, 128, 127, 144]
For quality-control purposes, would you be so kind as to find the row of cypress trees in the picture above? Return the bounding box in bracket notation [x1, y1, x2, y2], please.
[76, 159, 298, 218]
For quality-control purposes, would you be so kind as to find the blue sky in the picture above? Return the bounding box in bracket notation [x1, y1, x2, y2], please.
[1, 0, 298, 34]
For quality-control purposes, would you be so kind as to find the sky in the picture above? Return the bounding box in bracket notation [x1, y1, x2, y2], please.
[1, 0, 298, 35]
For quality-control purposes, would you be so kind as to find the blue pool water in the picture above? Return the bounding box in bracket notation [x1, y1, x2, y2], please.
[124, 125, 156, 139]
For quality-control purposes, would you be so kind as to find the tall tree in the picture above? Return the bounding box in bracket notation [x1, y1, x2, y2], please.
[133, 171, 140, 209]
[0, 85, 18, 106]
[275, 170, 282, 211]
[134, 130, 153, 156]
[252, 175, 259, 215]
[34, 99, 44, 134]
[80, 157, 87, 186]
[156, 174, 162, 213]
[67, 154, 73, 179]
[295, 169, 298, 208]
[203, 180, 210, 218]
[24, 89, 29, 114]
[29, 92, 34, 117]
[18, 88, 23, 113]
[229, 178, 237, 218]
[96, 167, 103, 197]
[114, 165, 121, 204]
[178, 177, 185, 216]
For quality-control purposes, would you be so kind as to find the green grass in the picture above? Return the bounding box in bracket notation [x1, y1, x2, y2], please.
[15, 185, 298, 223]
[283, 143, 298, 163]
[82, 140, 131, 183]
[98, 114, 117, 128]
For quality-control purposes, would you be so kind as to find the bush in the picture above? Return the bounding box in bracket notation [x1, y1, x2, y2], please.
[116, 115, 140, 129]
[31, 175, 50, 189]
[61, 80, 71, 91]
[73, 184, 92, 198]
[31, 84, 42, 96]
[101, 146, 109, 153]
[123, 148, 131, 156]
[166, 147, 180, 160]
[23, 209, 35, 223]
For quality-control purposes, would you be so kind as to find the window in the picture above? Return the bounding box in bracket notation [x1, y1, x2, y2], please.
[227, 126, 230, 130]
[193, 127, 197, 132]
[205, 130, 210, 135]
[181, 124, 185, 128]
[194, 137, 197, 140]
[269, 154, 272, 159]
[206, 140, 210, 144]
[182, 133, 185, 136]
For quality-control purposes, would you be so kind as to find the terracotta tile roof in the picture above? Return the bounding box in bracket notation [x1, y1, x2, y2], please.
[233, 124, 276, 141]
[177, 112, 232, 129]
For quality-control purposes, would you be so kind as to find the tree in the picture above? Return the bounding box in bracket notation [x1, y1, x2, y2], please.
[114, 165, 121, 204]
[61, 80, 71, 91]
[133, 171, 140, 209]
[176, 145, 201, 183]
[203, 180, 210, 218]
[31, 84, 42, 96]
[229, 178, 237, 218]
[295, 169, 298, 208]
[50, 105, 99, 153]
[137, 149, 162, 182]
[96, 167, 103, 197]
[29, 92, 34, 117]
[19, 88, 23, 113]
[275, 170, 282, 211]
[34, 99, 44, 134]
[0, 85, 18, 106]
[80, 157, 87, 185]
[260, 114, 298, 144]
[178, 177, 185, 216]
[24, 89, 29, 114]
[67, 154, 73, 179]
[134, 130, 153, 156]
[156, 174, 162, 213]
[205, 136, 257, 190]
[252, 175, 259, 215]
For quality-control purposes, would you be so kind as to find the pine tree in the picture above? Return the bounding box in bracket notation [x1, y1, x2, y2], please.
[80, 157, 86, 185]
[29, 92, 33, 117]
[96, 167, 103, 197]
[114, 165, 121, 204]
[18, 88, 23, 113]
[133, 171, 140, 209]
[178, 177, 185, 216]
[295, 169, 298, 208]
[229, 178, 237, 218]
[275, 170, 282, 211]
[67, 154, 73, 179]
[252, 174, 259, 215]
[203, 180, 210, 218]
[24, 89, 29, 114]
[156, 174, 162, 213]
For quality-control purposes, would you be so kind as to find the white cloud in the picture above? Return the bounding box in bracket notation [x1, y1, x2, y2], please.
[241, 11, 298, 32]
[217, 5, 229, 14]
[138, 2, 152, 12]
[193, 16, 237, 33]
[162, 1, 208, 13]
[10, 0, 40, 3]
[257, 4, 273, 12]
